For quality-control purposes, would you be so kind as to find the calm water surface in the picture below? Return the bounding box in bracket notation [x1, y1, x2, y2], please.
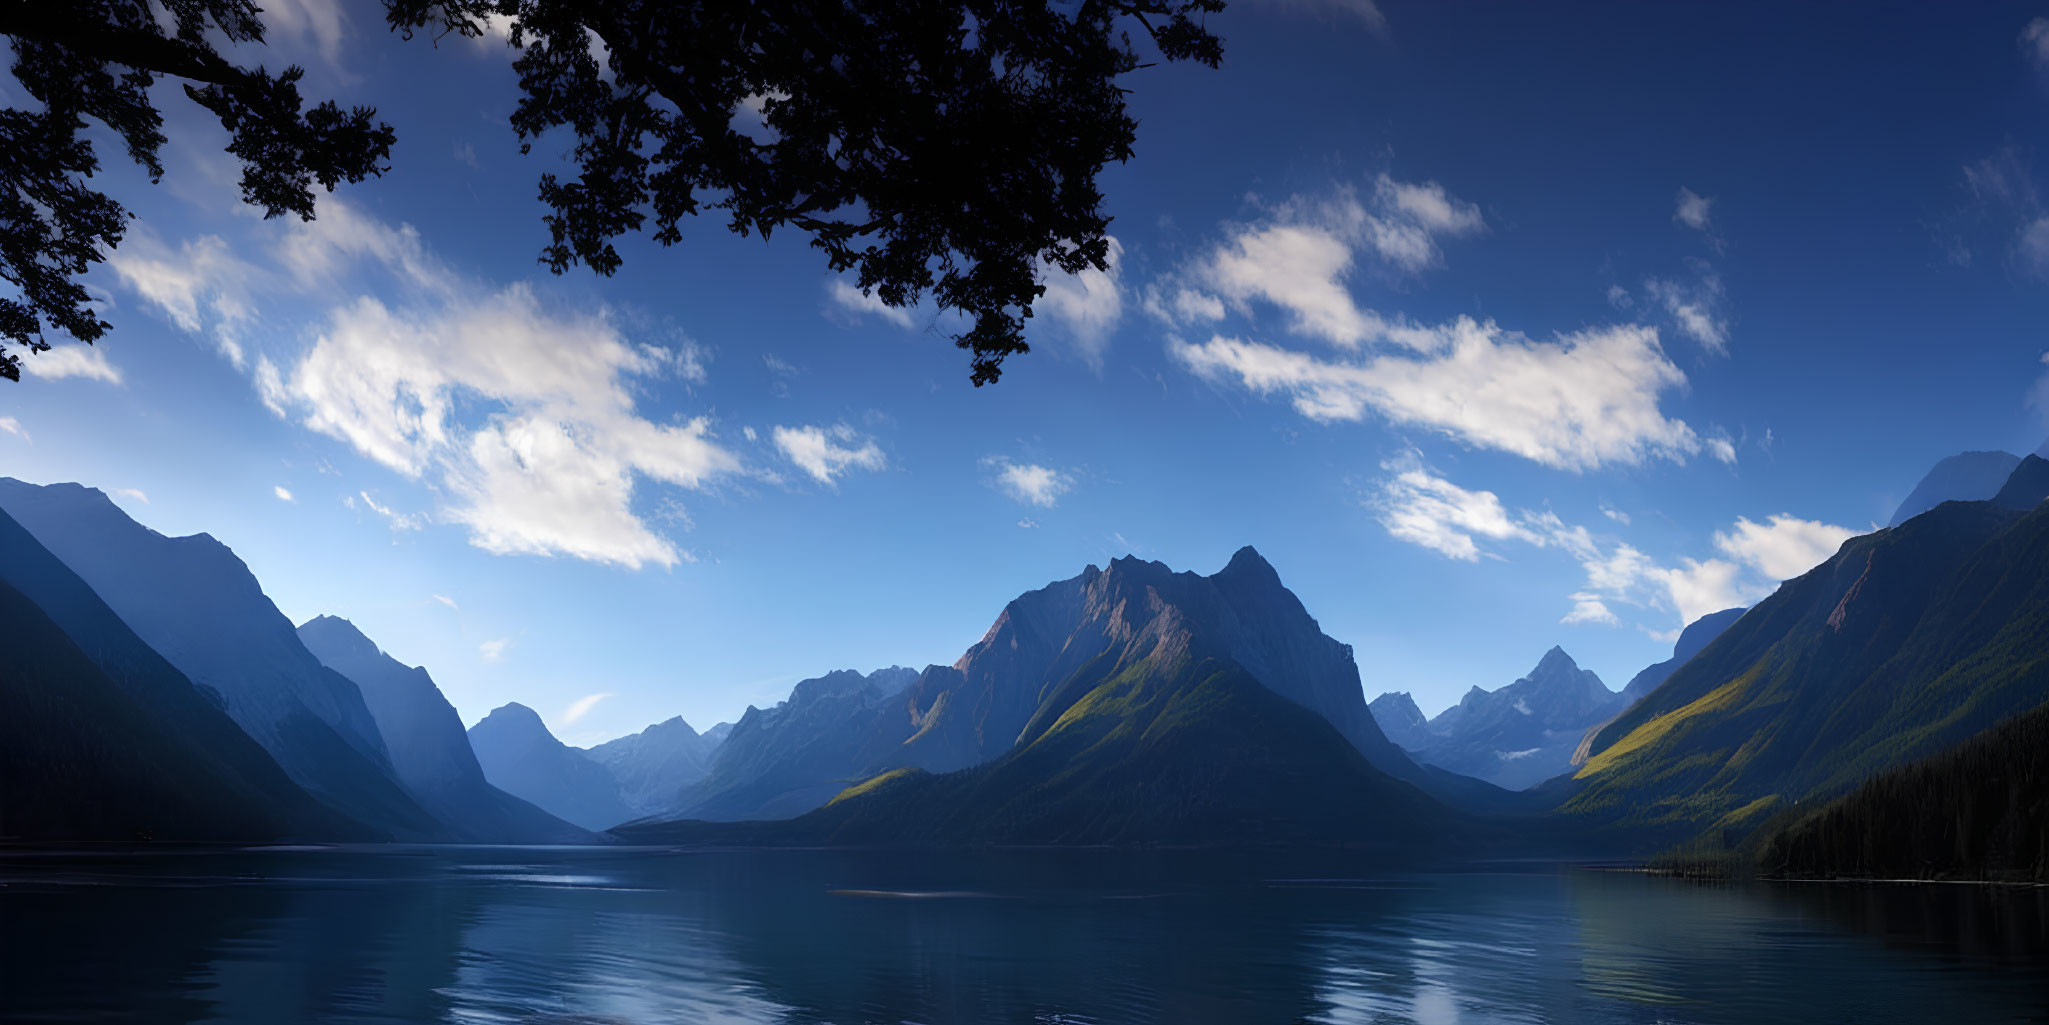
[1, 846, 2045, 1024]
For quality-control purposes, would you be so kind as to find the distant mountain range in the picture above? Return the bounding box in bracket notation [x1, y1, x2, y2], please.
[469, 703, 642, 831]
[297, 616, 588, 843]
[6, 444, 2049, 866]
[1373, 649, 1618, 791]
[1365, 614, 1743, 793]
[622, 549, 1454, 847]
[467, 702, 732, 830]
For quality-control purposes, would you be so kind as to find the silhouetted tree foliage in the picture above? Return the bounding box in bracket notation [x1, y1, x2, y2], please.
[1758, 701, 2049, 882]
[389, 0, 1223, 385]
[0, 0, 395, 381]
[0, 0, 1224, 386]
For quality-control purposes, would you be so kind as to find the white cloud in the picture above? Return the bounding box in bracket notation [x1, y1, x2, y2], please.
[1018, 518, 1039, 529]
[1655, 557, 1751, 626]
[23, 344, 122, 384]
[113, 487, 148, 504]
[2024, 18, 2049, 67]
[0, 416, 25, 441]
[1155, 177, 1482, 348]
[274, 486, 295, 502]
[259, 0, 351, 69]
[1643, 270, 1728, 354]
[562, 691, 612, 725]
[1600, 504, 1630, 526]
[1704, 434, 1738, 464]
[105, 232, 253, 342]
[432, 594, 458, 610]
[107, 199, 742, 571]
[1036, 237, 1124, 366]
[478, 638, 511, 661]
[358, 490, 424, 531]
[772, 424, 886, 485]
[256, 205, 740, 570]
[1373, 459, 1532, 560]
[1561, 593, 1620, 627]
[987, 459, 1072, 508]
[1674, 187, 1714, 233]
[1173, 317, 1705, 472]
[1712, 514, 1857, 581]
[1373, 461, 1861, 629]
[826, 278, 917, 329]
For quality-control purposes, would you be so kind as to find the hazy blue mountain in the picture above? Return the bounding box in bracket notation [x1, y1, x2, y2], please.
[1990, 454, 2049, 510]
[0, 479, 444, 840]
[468, 703, 638, 831]
[1368, 691, 1435, 751]
[701, 722, 735, 746]
[1398, 648, 1619, 791]
[297, 616, 590, 843]
[624, 632, 1452, 848]
[1888, 450, 2021, 526]
[1617, 608, 1747, 706]
[676, 667, 923, 821]
[583, 715, 719, 817]
[1567, 457, 2049, 850]
[0, 507, 367, 842]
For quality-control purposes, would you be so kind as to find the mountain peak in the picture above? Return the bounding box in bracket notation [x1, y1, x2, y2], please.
[1215, 544, 1282, 587]
[480, 702, 544, 728]
[1992, 454, 2049, 511]
[1890, 450, 2024, 525]
[297, 614, 381, 661]
[1533, 645, 1577, 673]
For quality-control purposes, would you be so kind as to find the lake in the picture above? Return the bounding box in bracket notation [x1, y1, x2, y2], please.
[1, 846, 2044, 1023]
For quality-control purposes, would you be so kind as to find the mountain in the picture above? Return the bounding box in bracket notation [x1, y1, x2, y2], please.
[1758, 699, 2049, 882]
[621, 548, 1506, 847]
[676, 667, 922, 821]
[1888, 450, 2020, 526]
[296, 616, 590, 843]
[1616, 608, 1747, 707]
[0, 479, 444, 840]
[622, 634, 1452, 849]
[584, 714, 722, 818]
[701, 722, 735, 746]
[1564, 457, 2049, 851]
[666, 549, 1468, 824]
[1991, 453, 2049, 511]
[1397, 648, 1620, 791]
[468, 703, 638, 831]
[1367, 691, 1434, 751]
[885, 549, 1416, 778]
[0, 507, 366, 841]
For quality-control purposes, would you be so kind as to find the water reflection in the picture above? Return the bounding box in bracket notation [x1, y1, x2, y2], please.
[0, 847, 2043, 1024]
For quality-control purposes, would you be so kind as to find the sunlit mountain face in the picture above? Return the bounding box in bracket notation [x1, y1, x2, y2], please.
[6, 3, 2049, 1022]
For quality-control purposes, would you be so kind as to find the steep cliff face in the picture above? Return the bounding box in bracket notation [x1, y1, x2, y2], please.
[298, 616, 589, 843]
[0, 479, 443, 840]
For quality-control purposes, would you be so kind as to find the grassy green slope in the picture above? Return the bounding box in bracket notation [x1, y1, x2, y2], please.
[1562, 500, 2049, 848]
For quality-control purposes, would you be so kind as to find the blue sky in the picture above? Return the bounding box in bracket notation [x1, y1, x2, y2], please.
[5, 1, 2049, 744]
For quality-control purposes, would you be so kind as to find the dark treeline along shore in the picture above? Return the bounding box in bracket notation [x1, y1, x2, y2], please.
[5, 452, 2049, 881]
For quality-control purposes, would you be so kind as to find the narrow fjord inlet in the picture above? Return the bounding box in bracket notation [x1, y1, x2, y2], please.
[5, 2, 2049, 1023]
